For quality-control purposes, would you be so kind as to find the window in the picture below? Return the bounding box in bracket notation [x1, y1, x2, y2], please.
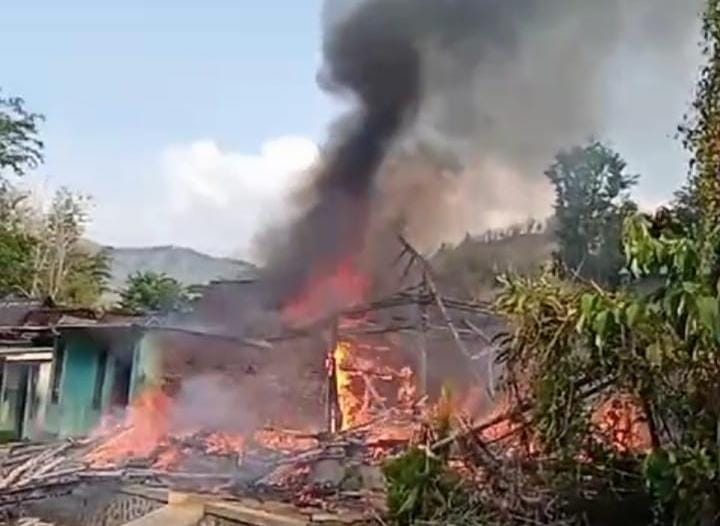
[51, 340, 65, 404]
[92, 350, 108, 410]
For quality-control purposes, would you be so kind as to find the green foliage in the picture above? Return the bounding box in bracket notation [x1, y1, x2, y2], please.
[508, 6, 720, 516]
[383, 439, 484, 525]
[0, 91, 106, 307]
[27, 188, 110, 305]
[0, 226, 37, 296]
[0, 185, 109, 305]
[546, 141, 638, 287]
[61, 249, 112, 306]
[0, 89, 44, 177]
[119, 271, 189, 314]
[382, 393, 485, 525]
[495, 274, 593, 454]
[680, 0, 720, 225]
[645, 447, 720, 525]
[494, 210, 720, 524]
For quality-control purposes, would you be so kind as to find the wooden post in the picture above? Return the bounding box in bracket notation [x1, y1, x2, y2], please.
[397, 235, 481, 382]
[325, 318, 342, 434]
[416, 281, 429, 396]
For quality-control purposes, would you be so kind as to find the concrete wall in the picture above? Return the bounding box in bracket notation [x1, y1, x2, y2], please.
[130, 333, 162, 397]
[0, 363, 23, 437]
[0, 360, 54, 440]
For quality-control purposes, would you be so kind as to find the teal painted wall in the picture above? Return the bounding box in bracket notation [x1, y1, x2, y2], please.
[51, 330, 143, 437]
[0, 361, 53, 440]
[43, 339, 67, 437]
[55, 335, 104, 437]
[130, 333, 162, 397]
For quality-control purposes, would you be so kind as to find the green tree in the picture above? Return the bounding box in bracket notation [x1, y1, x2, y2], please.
[0, 89, 44, 177]
[0, 226, 36, 296]
[545, 141, 638, 286]
[60, 249, 111, 306]
[0, 91, 106, 305]
[25, 188, 110, 305]
[119, 272, 189, 314]
[680, 0, 720, 226]
[0, 185, 35, 296]
[490, 5, 720, 519]
[0, 88, 44, 297]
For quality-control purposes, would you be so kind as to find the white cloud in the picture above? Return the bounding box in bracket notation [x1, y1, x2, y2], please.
[160, 136, 319, 258]
[87, 136, 319, 259]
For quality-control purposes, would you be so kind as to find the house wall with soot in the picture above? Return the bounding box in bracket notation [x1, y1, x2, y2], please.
[132, 329, 328, 433]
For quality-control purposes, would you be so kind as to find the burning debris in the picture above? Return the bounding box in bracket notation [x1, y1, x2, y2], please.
[0, 234, 652, 526]
[0, 236, 508, 522]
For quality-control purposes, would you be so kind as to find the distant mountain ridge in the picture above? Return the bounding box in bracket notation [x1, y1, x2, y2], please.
[102, 245, 257, 292]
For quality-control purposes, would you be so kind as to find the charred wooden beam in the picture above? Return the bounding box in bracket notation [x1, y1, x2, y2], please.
[325, 318, 342, 434]
[397, 234, 483, 383]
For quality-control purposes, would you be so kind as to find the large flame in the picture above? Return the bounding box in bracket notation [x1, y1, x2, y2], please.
[332, 339, 420, 435]
[85, 386, 315, 470]
[334, 340, 363, 430]
[283, 258, 369, 324]
[87, 388, 173, 468]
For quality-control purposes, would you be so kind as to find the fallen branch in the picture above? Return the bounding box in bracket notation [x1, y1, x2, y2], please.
[431, 378, 616, 453]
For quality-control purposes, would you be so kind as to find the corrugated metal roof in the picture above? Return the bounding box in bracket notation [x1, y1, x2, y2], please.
[0, 298, 44, 326]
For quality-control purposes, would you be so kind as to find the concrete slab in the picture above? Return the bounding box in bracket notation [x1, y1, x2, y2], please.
[121, 502, 204, 526]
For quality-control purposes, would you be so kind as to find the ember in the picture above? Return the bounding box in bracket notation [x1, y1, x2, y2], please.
[593, 395, 651, 453]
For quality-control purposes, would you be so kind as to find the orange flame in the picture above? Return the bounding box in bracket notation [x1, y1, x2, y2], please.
[283, 259, 369, 323]
[86, 385, 322, 469]
[334, 341, 363, 430]
[86, 388, 174, 468]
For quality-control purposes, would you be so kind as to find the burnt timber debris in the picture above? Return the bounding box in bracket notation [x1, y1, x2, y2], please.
[0, 237, 510, 523]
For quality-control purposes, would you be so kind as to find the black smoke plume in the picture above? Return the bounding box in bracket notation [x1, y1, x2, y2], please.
[260, 0, 703, 308]
[260, 0, 422, 304]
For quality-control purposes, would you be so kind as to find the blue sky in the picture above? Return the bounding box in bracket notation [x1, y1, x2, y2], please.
[1, 1, 334, 256]
[0, 1, 704, 259]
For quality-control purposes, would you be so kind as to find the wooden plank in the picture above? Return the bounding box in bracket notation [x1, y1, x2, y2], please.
[5, 353, 53, 362]
[0, 347, 53, 355]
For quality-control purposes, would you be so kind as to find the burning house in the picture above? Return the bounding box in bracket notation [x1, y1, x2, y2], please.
[0, 245, 503, 524]
[0, 0, 696, 523]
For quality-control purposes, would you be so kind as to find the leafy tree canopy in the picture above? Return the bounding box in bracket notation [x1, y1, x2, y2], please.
[119, 271, 190, 314]
[0, 89, 44, 177]
[545, 140, 638, 287]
